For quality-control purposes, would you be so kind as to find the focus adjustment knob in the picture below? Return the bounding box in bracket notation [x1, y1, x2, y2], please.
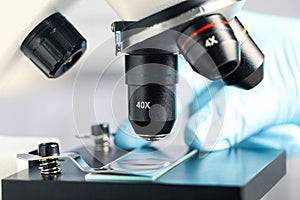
[21, 12, 87, 78]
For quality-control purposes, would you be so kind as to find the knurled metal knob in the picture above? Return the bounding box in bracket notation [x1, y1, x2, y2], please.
[21, 12, 87, 78]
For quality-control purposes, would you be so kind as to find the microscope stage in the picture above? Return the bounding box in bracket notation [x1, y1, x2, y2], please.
[2, 147, 285, 200]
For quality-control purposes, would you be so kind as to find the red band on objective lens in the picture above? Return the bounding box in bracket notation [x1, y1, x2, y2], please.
[180, 20, 230, 53]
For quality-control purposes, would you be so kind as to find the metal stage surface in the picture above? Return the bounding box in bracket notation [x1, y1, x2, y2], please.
[2, 146, 285, 200]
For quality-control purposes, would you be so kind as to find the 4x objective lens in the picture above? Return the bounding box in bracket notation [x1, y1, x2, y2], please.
[177, 14, 264, 89]
[223, 17, 264, 89]
[178, 14, 241, 80]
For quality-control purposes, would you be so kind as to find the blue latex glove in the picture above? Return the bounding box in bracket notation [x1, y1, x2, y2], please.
[114, 11, 300, 157]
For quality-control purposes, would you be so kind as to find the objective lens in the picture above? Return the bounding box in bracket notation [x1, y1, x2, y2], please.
[223, 17, 264, 90]
[125, 54, 178, 141]
[177, 14, 241, 80]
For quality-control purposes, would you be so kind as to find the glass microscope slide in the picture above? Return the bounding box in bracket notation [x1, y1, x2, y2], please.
[85, 145, 198, 182]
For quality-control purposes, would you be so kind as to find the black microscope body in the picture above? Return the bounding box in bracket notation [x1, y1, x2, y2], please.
[2, 2, 288, 200]
[111, 0, 264, 141]
[19, 0, 264, 141]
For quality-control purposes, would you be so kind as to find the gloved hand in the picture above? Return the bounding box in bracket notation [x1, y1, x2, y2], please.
[114, 11, 300, 157]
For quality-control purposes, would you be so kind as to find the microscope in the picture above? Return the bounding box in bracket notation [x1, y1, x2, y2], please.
[20, 0, 264, 141]
[2, 1, 287, 200]
[108, 0, 264, 141]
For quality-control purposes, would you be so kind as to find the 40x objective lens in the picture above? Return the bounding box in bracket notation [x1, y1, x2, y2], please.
[125, 54, 178, 141]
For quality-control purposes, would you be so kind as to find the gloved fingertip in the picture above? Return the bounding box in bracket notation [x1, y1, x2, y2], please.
[114, 120, 150, 150]
[237, 124, 300, 158]
[189, 137, 202, 150]
[184, 125, 202, 150]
